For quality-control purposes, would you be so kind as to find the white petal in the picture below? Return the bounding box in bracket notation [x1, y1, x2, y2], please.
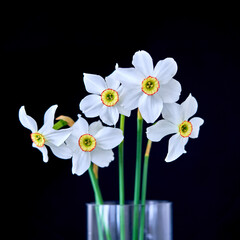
[95, 127, 123, 150]
[32, 143, 49, 163]
[165, 134, 188, 162]
[19, 106, 38, 132]
[146, 119, 177, 142]
[72, 150, 91, 176]
[153, 58, 178, 84]
[158, 78, 181, 103]
[181, 94, 198, 120]
[138, 94, 163, 124]
[105, 75, 120, 90]
[107, 65, 120, 81]
[80, 94, 103, 118]
[83, 73, 107, 94]
[162, 103, 183, 125]
[44, 105, 58, 128]
[45, 128, 72, 146]
[47, 142, 72, 159]
[65, 135, 79, 153]
[71, 116, 89, 139]
[119, 85, 142, 110]
[117, 86, 133, 116]
[189, 117, 204, 139]
[99, 106, 119, 126]
[117, 104, 131, 117]
[132, 50, 154, 77]
[114, 67, 144, 87]
[91, 147, 114, 167]
[89, 120, 104, 136]
[39, 105, 58, 134]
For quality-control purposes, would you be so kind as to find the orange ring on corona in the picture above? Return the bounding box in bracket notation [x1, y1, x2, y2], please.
[179, 121, 193, 138]
[78, 134, 97, 152]
[101, 88, 119, 107]
[141, 76, 160, 96]
[31, 132, 45, 147]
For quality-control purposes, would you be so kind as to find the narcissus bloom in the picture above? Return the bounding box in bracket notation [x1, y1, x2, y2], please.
[19, 105, 72, 162]
[80, 72, 130, 126]
[113, 50, 181, 123]
[146, 94, 204, 162]
[66, 115, 123, 176]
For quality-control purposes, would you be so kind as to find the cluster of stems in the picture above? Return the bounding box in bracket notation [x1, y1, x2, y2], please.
[89, 110, 152, 240]
[53, 109, 152, 240]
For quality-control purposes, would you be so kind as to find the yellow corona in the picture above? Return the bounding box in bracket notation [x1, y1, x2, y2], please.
[179, 121, 193, 138]
[79, 134, 97, 152]
[101, 88, 119, 107]
[31, 133, 45, 147]
[141, 76, 160, 96]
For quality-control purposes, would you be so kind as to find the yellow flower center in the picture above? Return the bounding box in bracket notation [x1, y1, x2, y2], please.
[78, 134, 96, 152]
[101, 88, 119, 107]
[141, 76, 160, 95]
[31, 132, 45, 147]
[179, 121, 193, 138]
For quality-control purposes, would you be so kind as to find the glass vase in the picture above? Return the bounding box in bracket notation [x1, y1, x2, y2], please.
[86, 200, 172, 240]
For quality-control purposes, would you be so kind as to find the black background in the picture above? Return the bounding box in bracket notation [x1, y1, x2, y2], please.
[3, 4, 240, 240]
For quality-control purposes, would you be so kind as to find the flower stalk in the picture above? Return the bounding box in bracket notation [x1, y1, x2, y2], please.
[53, 119, 68, 130]
[88, 163, 103, 204]
[118, 114, 126, 240]
[88, 164, 106, 240]
[132, 109, 143, 240]
[134, 109, 143, 204]
[139, 139, 152, 240]
[118, 114, 125, 205]
[89, 164, 113, 240]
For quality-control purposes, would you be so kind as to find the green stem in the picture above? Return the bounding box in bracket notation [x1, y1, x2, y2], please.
[134, 110, 143, 204]
[119, 115, 125, 205]
[88, 164, 103, 204]
[88, 164, 112, 240]
[118, 115, 125, 240]
[53, 119, 68, 130]
[132, 109, 143, 240]
[139, 140, 152, 240]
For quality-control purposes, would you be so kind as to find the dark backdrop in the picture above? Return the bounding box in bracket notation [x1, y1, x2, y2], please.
[3, 5, 240, 240]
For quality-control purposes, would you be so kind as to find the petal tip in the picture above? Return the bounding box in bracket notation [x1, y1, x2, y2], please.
[19, 105, 25, 111]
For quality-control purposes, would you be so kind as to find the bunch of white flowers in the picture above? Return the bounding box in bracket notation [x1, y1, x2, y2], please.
[19, 50, 203, 175]
[19, 50, 204, 240]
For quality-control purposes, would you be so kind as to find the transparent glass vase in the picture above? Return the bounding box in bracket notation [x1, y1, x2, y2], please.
[86, 200, 172, 240]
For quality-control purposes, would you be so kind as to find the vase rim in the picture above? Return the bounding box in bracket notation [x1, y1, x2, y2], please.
[86, 200, 172, 207]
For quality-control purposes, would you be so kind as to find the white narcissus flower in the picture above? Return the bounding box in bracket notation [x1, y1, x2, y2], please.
[19, 105, 72, 162]
[66, 115, 123, 176]
[146, 94, 204, 162]
[113, 50, 181, 123]
[80, 71, 131, 126]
